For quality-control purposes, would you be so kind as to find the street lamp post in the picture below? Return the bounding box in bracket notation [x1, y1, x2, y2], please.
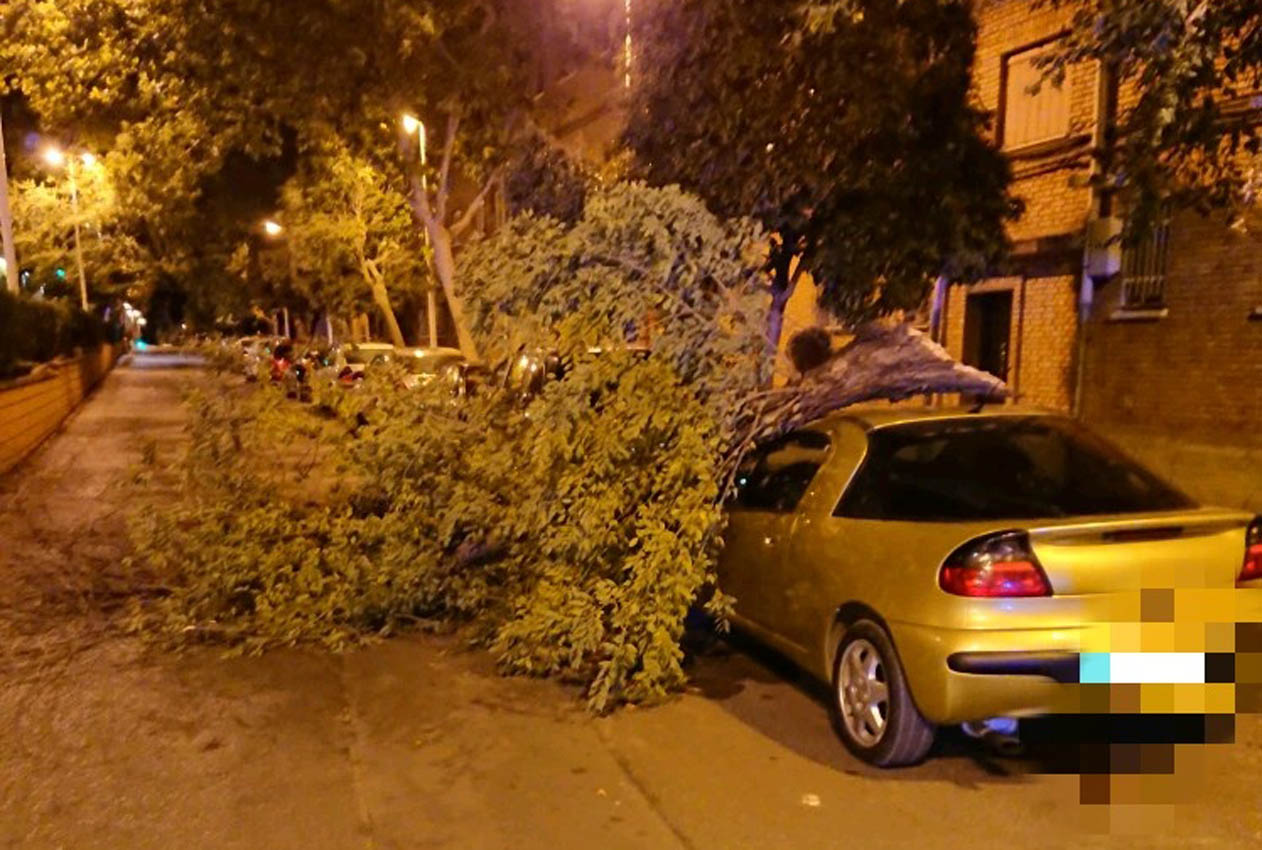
[43, 146, 91, 311]
[402, 113, 439, 348]
[0, 110, 19, 294]
[261, 219, 292, 338]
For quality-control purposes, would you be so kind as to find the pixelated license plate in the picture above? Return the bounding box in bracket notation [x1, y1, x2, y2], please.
[1078, 652, 1208, 684]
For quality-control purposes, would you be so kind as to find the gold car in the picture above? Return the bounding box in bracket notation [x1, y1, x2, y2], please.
[719, 407, 1261, 766]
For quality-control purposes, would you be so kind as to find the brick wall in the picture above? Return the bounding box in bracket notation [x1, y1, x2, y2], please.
[1013, 275, 1078, 409]
[0, 345, 120, 476]
[943, 0, 1093, 413]
[942, 274, 1077, 410]
[1081, 209, 1262, 447]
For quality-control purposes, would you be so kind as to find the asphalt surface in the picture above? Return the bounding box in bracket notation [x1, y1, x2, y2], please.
[2, 351, 1261, 848]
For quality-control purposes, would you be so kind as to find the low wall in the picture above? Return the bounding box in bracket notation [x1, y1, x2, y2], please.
[0, 344, 122, 476]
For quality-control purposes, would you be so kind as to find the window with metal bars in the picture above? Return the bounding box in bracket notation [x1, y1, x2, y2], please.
[1121, 217, 1172, 309]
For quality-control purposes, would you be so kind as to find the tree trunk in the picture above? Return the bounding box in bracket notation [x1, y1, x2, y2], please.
[402, 155, 482, 362]
[765, 250, 796, 353]
[928, 274, 948, 344]
[369, 280, 407, 348]
[426, 220, 480, 361]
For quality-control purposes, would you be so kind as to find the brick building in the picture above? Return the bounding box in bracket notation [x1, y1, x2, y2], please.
[943, 0, 1262, 509]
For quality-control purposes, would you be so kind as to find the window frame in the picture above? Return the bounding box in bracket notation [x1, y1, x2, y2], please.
[1120, 214, 1173, 311]
[999, 39, 1072, 153]
[728, 430, 832, 515]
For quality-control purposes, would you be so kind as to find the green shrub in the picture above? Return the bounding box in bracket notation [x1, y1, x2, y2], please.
[0, 289, 108, 378]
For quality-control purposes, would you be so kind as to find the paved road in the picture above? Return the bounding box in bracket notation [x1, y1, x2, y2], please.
[2, 353, 1261, 849]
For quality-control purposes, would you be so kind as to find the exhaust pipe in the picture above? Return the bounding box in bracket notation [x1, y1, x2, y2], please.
[962, 717, 1024, 757]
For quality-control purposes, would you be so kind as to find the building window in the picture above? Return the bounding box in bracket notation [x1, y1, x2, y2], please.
[1002, 42, 1070, 150]
[1121, 218, 1172, 309]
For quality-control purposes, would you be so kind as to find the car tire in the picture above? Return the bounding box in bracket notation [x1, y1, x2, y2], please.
[830, 619, 935, 767]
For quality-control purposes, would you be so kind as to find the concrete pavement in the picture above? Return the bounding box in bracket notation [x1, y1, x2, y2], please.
[3, 351, 1262, 849]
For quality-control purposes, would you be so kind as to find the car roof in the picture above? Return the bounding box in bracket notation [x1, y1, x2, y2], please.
[809, 404, 1064, 433]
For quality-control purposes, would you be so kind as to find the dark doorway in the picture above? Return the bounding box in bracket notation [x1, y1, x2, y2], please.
[963, 291, 1013, 382]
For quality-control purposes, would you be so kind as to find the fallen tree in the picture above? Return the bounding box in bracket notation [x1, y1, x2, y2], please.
[721, 321, 1007, 492]
[131, 182, 1008, 712]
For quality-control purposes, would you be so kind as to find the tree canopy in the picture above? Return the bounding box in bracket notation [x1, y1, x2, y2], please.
[2, 0, 538, 341]
[626, 0, 1020, 344]
[10, 151, 156, 303]
[258, 135, 427, 346]
[1043, 0, 1262, 234]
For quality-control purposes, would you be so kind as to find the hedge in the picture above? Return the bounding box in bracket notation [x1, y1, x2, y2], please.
[0, 290, 108, 379]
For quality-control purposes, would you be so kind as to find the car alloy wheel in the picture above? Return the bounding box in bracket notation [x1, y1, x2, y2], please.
[830, 619, 935, 767]
[838, 638, 889, 747]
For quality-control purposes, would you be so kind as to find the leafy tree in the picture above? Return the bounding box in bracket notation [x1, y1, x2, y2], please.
[3, 0, 545, 358]
[1040, 0, 1262, 234]
[504, 133, 593, 225]
[267, 137, 426, 347]
[626, 0, 1020, 346]
[132, 182, 771, 709]
[10, 152, 156, 303]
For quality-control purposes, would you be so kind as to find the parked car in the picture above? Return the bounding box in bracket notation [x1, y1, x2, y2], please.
[269, 341, 296, 383]
[391, 346, 466, 391]
[486, 345, 648, 405]
[330, 342, 396, 388]
[718, 407, 1260, 767]
[487, 349, 564, 402]
[281, 345, 335, 401]
[240, 336, 281, 380]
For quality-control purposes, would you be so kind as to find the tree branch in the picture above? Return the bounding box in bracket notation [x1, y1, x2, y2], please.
[437, 112, 461, 221]
[450, 165, 505, 239]
[717, 322, 1009, 490]
[408, 171, 437, 231]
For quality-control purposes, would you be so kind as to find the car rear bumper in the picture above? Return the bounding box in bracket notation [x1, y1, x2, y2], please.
[887, 622, 1077, 723]
[888, 622, 1241, 725]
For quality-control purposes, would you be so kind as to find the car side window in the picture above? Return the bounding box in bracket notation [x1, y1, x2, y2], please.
[730, 431, 831, 513]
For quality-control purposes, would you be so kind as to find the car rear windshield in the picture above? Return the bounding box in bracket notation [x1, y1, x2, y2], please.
[836, 416, 1195, 521]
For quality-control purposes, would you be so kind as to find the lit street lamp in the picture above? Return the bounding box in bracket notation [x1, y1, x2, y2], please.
[41, 145, 95, 311]
[402, 113, 438, 347]
[260, 219, 291, 336]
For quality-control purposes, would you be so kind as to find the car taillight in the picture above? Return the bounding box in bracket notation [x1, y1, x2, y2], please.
[939, 531, 1052, 598]
[1239, 518, 1262, 584]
